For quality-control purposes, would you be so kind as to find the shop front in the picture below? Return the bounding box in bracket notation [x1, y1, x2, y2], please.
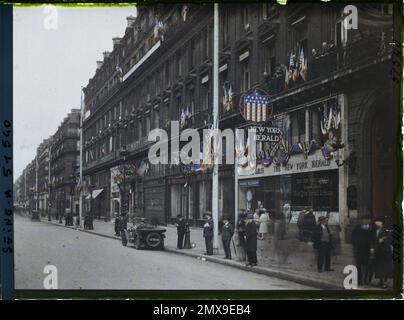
[235, 94, 348, 239]
[144, 178, 166, 224]
[237, 150, 341, 225]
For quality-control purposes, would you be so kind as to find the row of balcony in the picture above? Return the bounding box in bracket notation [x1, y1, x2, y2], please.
[264, 35, 392, 97]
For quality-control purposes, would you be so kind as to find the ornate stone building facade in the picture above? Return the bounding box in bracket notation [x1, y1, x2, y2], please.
[76, 3, 399, 235]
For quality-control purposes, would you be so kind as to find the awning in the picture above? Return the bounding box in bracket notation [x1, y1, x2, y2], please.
[85, 189, 104, 200]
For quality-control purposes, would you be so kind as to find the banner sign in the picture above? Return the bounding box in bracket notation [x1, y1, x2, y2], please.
[253, 126, 281, 142]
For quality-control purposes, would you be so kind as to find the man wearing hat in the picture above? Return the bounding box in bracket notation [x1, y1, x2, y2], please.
[221, 216, 234, 259]
[297, 209, 307, 241]
[370, 219, 393, 288]
[203, 213, 214, 255]
[313, 216, 334, 272]
[175, 214, 186, 249]
[351, 218, 373, 285]
[245, 213, 258, 266]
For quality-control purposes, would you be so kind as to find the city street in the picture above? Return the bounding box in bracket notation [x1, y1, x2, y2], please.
[14, 215, 315, 290]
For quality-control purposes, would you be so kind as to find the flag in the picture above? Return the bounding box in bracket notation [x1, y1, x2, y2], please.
[285, 53, 295, 88]
[186, 106, 191, 118]
[299, 47, 307, 81]
[154, 18, 165, 41]
[292, 48, 299, 82]
[181, 5, 189, 22]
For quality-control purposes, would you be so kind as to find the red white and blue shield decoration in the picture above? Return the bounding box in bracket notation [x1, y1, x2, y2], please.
[242, 91, 272, 123]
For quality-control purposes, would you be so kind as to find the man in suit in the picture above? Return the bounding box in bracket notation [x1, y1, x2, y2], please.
[176, 214, 186, 249]
[245, 213, 258, 266]
[221, 216, 234, 259]
[371, 219, 393, 288]
[203, 213, 214, 255]
[351, 219, 373, 285]
[313, 216, 334, 272]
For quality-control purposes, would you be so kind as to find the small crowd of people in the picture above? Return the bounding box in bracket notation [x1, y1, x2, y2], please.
[351, 219, 393, 288]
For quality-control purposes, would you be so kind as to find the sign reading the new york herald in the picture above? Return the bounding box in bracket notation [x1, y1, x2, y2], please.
[253, 126, 281, 142]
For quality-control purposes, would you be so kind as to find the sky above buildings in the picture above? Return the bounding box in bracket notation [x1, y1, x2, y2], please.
[13, 5, 137, 181]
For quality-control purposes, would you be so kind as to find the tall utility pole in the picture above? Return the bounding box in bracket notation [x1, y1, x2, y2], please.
[79, 87, 84, 227]
[48, 144, 51, 220]
[212, 3, 219, 252]
[24, 169, 26, 208]
[35, 155, 38, 211]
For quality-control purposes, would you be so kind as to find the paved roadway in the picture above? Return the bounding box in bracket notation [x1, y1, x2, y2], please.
[14, 214, 316, 290]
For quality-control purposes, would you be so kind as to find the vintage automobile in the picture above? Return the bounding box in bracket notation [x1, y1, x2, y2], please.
[121, 218, 166, 250]
[30, 209, 40, 221]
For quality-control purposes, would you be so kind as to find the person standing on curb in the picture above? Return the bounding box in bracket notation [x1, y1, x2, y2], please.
[221, 216, 234, 260]
[313, 216, 334, 272]
[203, 213, 214, 255]
[258, 209, 269, 240]
[245, 213, 258, 267]
[176, 214, 186, 249]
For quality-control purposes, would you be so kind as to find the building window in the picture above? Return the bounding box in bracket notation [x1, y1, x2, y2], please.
[201, 84, 210, 111]
[176, 52, 182, 78]
[198, 181, 212, 219]
[263, 44, 276, 77]
[189, 39, 195, 70]
[221, 10, 229, 47]
[138, 120, 143, 139]
[154, 109, 160, 129]
[146, 115, 151, 134]
[240, 62, 250, 92]
[310, 108, 321, 143]
[291, 110, 306, 144]
[204, 26, 211, 60]
[165, 61, 170, 87]
[188, 89, 195, 116]
[242, 7, 250, 31]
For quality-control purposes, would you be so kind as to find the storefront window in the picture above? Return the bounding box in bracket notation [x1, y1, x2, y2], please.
[239, 169, 338, 214]
[198, 180, 212, 219]
[292, 170, 338, 212]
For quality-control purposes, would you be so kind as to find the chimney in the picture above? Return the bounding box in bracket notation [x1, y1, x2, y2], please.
[103, 51, 111, 59]
[96, 61, 103, 70]
[112, 37, 122, 46]
[126, 16, 136, 28]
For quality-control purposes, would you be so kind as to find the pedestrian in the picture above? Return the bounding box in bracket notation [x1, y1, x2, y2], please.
[351, 219, 373, 286]
[245, 213, 258, 267]
[237, 212, 246, 247]
[221, 216, 234, 259]
[303, 209, 317, 242]
[371, 219, 393, 288]
[114, 213, 121, 236]
[176, 214, 186, 249]
[258, 209, 269, 240]
[297, 209, 307, 241]
[253, 209, 260, 225]
[313, 216, 334, 272]
[203, 213, 214, 255]
[183, 220, 192, 249]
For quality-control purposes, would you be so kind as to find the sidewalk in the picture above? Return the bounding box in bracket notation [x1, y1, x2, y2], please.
[40, 217, 388, 290]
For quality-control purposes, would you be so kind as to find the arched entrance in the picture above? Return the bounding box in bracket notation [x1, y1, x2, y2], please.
[370, 104, 398, 224]
[357, 87, 399, 225]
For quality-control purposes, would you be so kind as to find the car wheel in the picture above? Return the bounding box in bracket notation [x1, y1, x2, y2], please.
[145, 232, 163, 249]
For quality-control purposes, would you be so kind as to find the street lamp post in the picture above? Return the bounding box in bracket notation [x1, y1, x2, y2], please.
[88, 183, 94, 230]
[119, 145, 129, 217]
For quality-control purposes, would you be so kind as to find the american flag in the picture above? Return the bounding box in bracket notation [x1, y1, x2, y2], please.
[243, 92, 270, 122]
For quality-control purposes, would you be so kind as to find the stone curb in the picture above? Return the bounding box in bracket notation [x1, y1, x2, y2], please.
[40, 219, 341, 290]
